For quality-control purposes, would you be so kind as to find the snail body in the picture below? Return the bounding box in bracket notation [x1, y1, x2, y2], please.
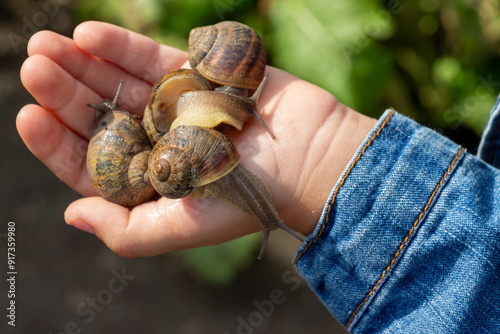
[87, 81, 156, 207]
[188, 21, 266, 90]
[170, 74, 274, 138]
[206, 164, 304, 260]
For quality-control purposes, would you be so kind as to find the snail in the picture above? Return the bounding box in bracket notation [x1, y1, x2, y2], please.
[186, 21, 273, 138]
[87, 81, 157, 207]
[148, 125, 240, 198]
[148, 125, 303, 259]
[169, 74, 274, 138]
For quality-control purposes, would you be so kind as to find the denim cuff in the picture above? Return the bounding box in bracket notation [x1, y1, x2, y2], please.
[293, 109, 465, 331]
[477, 93, 500, 167]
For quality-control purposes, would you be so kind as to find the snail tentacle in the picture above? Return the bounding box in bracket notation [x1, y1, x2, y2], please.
[248, 74, 275, 139]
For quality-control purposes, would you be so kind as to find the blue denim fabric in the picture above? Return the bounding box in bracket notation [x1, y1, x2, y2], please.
[294, 106, 500, 333]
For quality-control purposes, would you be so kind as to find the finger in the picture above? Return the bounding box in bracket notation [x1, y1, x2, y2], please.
[21, 54, 102, 139]
[64, 195, 261, 258]
[73, 21, 188, 85]
[16, 104, 96, 196]
[27, 30, 153, 115]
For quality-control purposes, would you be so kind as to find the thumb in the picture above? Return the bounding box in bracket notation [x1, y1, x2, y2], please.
[64, 196, 261, 258]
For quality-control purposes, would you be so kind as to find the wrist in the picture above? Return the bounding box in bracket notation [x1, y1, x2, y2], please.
[288, 99, 377, 235]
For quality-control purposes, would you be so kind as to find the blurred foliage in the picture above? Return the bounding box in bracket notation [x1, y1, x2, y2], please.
[73, 0, 500, 283]
[264, 0, 500, 137]
[175, 234, 259, 286]
[73, 0, 266, 50]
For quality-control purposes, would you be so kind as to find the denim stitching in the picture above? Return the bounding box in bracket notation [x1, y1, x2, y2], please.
[345, 147, 465, 329]
[293, 109, 396, 265]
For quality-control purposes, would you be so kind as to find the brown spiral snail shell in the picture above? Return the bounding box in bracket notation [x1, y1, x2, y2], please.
[86, 81, 157, 207]
[148, 125, 240, 199]
[188, 21, 266, 90]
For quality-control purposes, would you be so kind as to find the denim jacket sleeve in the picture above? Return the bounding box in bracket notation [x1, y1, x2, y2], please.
[293, 102, 500, 333]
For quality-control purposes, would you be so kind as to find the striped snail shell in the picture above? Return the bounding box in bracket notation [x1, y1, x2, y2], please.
[87, 81, 156, 208]
[148, 125, 240, 199]
[188, 21, 266, 90]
